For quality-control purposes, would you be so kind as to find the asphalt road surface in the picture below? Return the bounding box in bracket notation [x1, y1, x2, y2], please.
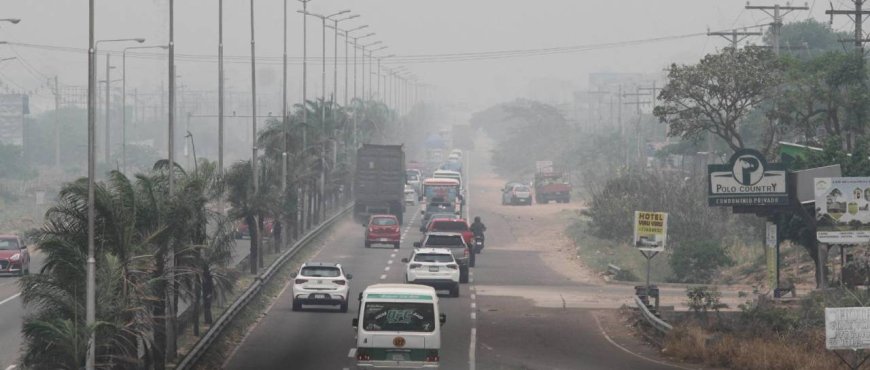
[224, 149, 685, 370]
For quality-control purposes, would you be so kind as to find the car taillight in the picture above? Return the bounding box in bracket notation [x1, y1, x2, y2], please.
[409, 263, 422, 269]
[357, 349, 371, 361]
[426, 350, 439, 362]
[295, 279, 308, 284]
[447, 264, 458, 270]
[333, 280, 346, 285]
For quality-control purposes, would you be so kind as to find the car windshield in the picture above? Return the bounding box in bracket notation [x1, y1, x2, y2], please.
[300, 266, 341, 277]
[432, 221, 468, 232]
[371, 217, 397, 226]
[363, 302, 436, 332]
[514, 186, 530, 192]
[0, 239, 19, 250]
[414, 253, 454, 263]
[424, 235, 465, 247]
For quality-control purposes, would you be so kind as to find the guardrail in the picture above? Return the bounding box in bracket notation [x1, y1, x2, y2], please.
[634, 295, 672, 334]
[176, 202, 355, 369]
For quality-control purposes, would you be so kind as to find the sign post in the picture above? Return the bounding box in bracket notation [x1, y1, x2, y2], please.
[633, 211, 668, 294]
[765, 221, 778, 293]
[825, 307, 870, 369]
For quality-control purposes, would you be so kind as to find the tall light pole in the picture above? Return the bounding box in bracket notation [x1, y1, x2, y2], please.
[370, 48, 389, 100]
[167, 0, 177, 361]
[361, 40, 381, 101]
[86, 4, 95, 368]
[331, 15, 358, 108]
[249, 0, 260, 271]
[218, 0, 225, 214]
[87, 36, 142, 370]
[343, 25, 368, 106]
[298, 0, 311, 231]
[123, 45, 167, 174]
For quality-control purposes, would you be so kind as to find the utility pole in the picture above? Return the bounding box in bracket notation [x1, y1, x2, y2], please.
[167, 0, 177, 362]
[827, 0, 870, 54]
[53, 76, 60, 169]
[623, 89, 650, 167]
[218, 0, 225, 214]
[299, 0, 311, 232]
[250, 0, 260, 270]
[746, 2, 809, 56]
[707, 27, 762, 49]
[105, 53, 111, 163]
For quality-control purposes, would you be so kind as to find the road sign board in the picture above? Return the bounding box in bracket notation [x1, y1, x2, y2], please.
[708, 149, 788, 206]
[633, 211, 667, 252]
[766, 222, 777, 289]
[825, 307, 870, 350]
[815, 177, 870, 244]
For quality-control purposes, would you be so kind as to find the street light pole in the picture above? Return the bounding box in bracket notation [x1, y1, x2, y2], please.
[281, 0, 288, 229]
[332, 15, 358, 108]
[218, 0, 225, 214]
[250, 0, 260, 270]
[167, 0, 177, 360]
[123, 45, 167, 174]
[360, 40, 381, 101]
[86, 3, 95, 368]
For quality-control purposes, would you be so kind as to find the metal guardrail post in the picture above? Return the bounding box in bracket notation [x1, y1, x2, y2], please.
[634, 295, 672, 334]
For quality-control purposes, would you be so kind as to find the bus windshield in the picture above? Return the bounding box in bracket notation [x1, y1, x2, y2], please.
[363, 302, 436, 332]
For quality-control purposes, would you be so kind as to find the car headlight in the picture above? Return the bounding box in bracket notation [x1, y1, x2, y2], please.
[10, 253, 20, 261]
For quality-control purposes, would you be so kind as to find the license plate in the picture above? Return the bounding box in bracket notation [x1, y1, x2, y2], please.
[380, 238, 389, 242]
[314, 294, 327, 299]
[429, 266, 439, 272]
[389, 352, 409, 361]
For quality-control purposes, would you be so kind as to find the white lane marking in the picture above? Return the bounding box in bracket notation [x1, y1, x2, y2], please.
[384, 266, 390, 271]
[390, 253, 396, 258]
[0, 293, 21, 306]
[470, 293, 476, 300]
[469, 277, 474, 284]
[387, 260, 393, 265]
[380, 274, 387, 280]
[469, 271, 474, 276]
[469, 327, 477, 370]
[592, 313, 692, 370]
[471, 302, 476, 309]
[347, 348, 356, 358]
[470, 312, 476, 320]
[6, 365, 17, 370]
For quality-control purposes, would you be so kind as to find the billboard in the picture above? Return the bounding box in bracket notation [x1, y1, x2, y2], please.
[633, 211, 668, 252]
[815, 177, 870, 244]
[708, 149, 788, 206]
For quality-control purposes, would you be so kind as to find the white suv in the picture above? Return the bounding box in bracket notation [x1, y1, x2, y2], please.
[290, 262, 353, 312]
[403, 248, 461, 297]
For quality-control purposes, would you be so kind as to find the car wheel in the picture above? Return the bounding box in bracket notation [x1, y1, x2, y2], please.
[340, 300, 349, 313]
[364, 241, 371, 248]
[394, 242, 400, 249]
[450, 285, 460, 298]
[469, 253, 476, 268]
[459, 266, 469, 283]
[292, 299, 302, 311]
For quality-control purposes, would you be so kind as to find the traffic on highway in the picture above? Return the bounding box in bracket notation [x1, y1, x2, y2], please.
[2, 2, 867, 370]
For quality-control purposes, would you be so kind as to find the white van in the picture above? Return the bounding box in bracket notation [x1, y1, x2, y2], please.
[353, 284, 446, 368]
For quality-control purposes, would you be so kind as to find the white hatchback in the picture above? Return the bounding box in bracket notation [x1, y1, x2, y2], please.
[403, 248, 460, 297]
[290, 262, 352, 312]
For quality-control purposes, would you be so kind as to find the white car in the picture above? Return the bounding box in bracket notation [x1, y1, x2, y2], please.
[404, 187, 418, 206]
[290, 262, 353, 312]
[403, 248, 460, 297]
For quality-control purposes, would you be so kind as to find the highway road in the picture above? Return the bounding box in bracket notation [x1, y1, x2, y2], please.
[224, 148, 686, 370]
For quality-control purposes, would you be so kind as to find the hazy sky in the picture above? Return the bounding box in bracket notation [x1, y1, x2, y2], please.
[0, 1, 850, 114]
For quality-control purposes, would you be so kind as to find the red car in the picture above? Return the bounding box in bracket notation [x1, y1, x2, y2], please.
[364, 215, 401, 249]
[0, 234, 30, 276]
[425, 218, 473, 245]
[234, 218, 274, 240]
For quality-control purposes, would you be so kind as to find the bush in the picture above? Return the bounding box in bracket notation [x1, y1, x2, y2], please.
[669, 240, 733, 283]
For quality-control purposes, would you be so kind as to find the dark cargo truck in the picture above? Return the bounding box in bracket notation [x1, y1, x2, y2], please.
[354, 144, 406, 224]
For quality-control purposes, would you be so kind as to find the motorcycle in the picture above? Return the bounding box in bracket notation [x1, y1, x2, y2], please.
[473, 235, 484, 254]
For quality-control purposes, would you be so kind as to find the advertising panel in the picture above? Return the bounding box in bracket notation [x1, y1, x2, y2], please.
[633, 211, 668, 252]
[708, 149, 788, 206]
[815, 177, 870, 244]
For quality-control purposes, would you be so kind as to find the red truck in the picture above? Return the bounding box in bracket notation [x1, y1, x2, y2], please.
[534, 161, 571, 204]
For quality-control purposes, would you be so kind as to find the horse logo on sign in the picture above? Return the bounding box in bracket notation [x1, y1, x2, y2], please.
[393, 336, 406, 347]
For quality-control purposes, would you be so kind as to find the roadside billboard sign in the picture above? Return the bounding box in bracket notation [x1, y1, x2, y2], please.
[825, 307, 870, 350]
[708, 149, 788, 207]
[633, 211, 667, 252]
[536, 160, 554, 173]
[815, 177, 870, 244]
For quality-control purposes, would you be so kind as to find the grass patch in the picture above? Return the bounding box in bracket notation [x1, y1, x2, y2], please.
[564, 213, 673, 282]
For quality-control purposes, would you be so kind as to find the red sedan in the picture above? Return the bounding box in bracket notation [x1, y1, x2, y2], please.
[364, 215, 401, 249]
[0, 235, 30, 276]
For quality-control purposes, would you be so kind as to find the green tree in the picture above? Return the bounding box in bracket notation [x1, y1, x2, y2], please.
[670, 240, 733, 283]
[654, 46, 783, 155]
